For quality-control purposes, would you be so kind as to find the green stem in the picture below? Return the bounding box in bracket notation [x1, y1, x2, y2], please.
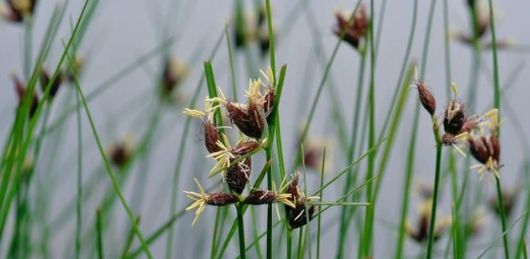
[394, 100, 421, 259]
[70, 57, 154, 259]
[426, 115, 443, 259]
[360, 0, 376, 256]
[75, 83, 83, 259]
[495, 177, 510, 259]
[96, 209, 104, 259]
[236, 204, 247, 259]
[287, 229, 293, 259]
[488, 0, 509, 257]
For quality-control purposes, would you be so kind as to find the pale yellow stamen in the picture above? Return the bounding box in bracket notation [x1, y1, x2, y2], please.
[451, 83, 458, 98]
[183, 178, 208, 226]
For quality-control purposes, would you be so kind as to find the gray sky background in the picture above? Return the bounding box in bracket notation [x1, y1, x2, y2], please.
[1, 0, 529, 258]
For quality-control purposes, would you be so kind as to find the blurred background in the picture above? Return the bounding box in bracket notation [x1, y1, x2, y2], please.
[1, 0, 529, 258]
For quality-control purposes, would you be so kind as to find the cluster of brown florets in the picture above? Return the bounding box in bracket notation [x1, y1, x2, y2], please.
[415, 78, 502, 178]
[450, 0, 515, 49]
[12, 68, 66, 118]
[158, 56, 188, 104]
[232, 5, 275, 57]
[406, 198, 452, 243]
[183, 69, 318, 228]
[333, 3, 370, 50]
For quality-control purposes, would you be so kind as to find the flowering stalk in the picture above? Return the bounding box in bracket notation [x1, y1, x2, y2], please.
[426, 113, 443, 259]
[414, 77, 443, 259]
[488, 0, 509, 257]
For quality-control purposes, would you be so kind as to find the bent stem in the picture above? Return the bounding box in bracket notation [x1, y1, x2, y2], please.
[426, 115, 443, 259]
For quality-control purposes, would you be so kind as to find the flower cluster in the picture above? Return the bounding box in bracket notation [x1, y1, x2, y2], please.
[183, 69, 321, 229]
[233, 5, 276, 57]
[106, 134, 136, 168]
[405, 199, 452, 243]
[159, 56, 189, 104]
[333, 3, 370, 50]
[284, 173, 319, 229]
[450, 1, 515, 49]
[414, 78, 502, 178]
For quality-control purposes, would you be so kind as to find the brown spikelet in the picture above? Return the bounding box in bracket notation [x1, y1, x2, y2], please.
[416, 80, 436, 116]
[225, 157, 252, 194]
[284, 173, 316, 229]
[468, 135, 500, 166]
[226, 102, 265, 139]
[232, 141, 260, 157]
[205, 192, 239, 206]
[443, 99, 467, 135]
[333, 4, 369, 49]
[263, 86, 275, 123]
[286, 201, 316, 229]
[244, 190, 277, 205]
[204, 121, 221, 154]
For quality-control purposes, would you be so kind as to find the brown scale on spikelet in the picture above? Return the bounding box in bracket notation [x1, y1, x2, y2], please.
[226, 101, 265, 139]
[443, 98, 467, 135]
[225, 157, 252, 194]
[333, 4, 370, 50]
[243, 189, 293, 208]
[207, 134, 262, 177]
[415, 79, 437, 116]
[467, 110, 502, 178]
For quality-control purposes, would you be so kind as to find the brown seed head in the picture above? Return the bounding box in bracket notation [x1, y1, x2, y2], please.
[226, 102, 265, 139]
[468, 134, 500, 168]
[263, 86, 275, 123]
[204, 121, 221, 154]
[284, 173, 316, 229]
[416, 80, 436, 116]
[406, 200, 451, 243]
[333, 4, 369, 49]
[160, 57, 187, 99]
[204, 192, 239, 206]
[244, 190, 278, 205]
[225, 157, 252, 194]
[109, 143, 131, 168]
[285, 200, 316, 229]
[232, 141, 260, 157]
[443, 99, 467, 135]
